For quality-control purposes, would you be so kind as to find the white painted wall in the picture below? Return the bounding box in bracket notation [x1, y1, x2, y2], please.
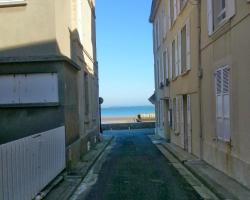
[0, 126, 65, 200]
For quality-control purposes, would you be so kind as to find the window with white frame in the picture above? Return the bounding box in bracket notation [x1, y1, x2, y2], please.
[173, 0, 177, 21]
[172, 40, 176, 78]
[172, 97, 180, 132]
[162, 7, 167, 40]
[180, 0, 187, 10]
[207, 0, 235, 35]
[77, 0, 83, 43]
[169, 0, 175, 25]
[180, 19, 191, 73]
[155, 19, 160, 48]
[176, 96, 180, 133]
[155, 60, 159, 88]
[159, 57, 164, 85]
[175, 36, 179, 77]
[172, 98, 176, 130]
[181, 25, 187, 72]
[169, 44, 172, 80]
[163, 50, 169, 81]
[215, 66, 231, 141]
[168, 99, 173, 128]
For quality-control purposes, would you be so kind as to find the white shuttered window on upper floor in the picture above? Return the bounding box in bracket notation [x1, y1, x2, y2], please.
[207, 0, 235, 35]
[215, 66, 231, 142]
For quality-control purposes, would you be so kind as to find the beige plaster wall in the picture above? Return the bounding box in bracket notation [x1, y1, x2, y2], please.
[0, 0, 57, 57]
[200, 0, 250, 188]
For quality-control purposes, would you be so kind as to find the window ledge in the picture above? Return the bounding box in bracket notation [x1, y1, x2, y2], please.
[84, 120, 90, 124]
[181, 69, 191, 76]
[179, 2, 188, 15]
[212, 137, 231, 145]
[0, 102, 59, 108]
[0, 1, 27, 7]
[172, 77, 178, 81]
[209, 17, 231, 37]
[174, 131, 180, 136]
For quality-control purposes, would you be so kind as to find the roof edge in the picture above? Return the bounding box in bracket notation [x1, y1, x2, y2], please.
[149, 0, 160, 23]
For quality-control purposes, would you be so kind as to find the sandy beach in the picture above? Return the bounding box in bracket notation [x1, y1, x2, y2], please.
[102, 116, 137, 124]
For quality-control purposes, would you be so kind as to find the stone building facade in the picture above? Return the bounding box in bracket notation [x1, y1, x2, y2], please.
[0, 0, 99, 199]
[150, 0, 250, 189]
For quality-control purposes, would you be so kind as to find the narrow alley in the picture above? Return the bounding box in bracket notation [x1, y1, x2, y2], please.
[72, 130, 203, 200]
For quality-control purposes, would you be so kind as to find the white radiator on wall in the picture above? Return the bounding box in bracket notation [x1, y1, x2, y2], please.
[0, 126, 66, 200]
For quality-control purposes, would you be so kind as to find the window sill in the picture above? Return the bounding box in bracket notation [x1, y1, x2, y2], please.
[0, 102, 59, 108]
[0, 1, 27, 7]
[174, 130, 180, 136]
[181, 69, 190, 77]
[172, 77, 178, 81]
[209, 17, 232, 37]
[212, 137, 231, 145]
[179, 2, 188, 15]
[84, 120, 90, 125]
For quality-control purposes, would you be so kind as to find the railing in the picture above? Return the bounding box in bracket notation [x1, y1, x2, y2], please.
[0, 126, 66, 200]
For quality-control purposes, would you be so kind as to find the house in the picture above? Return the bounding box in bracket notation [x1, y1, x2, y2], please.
[0, 0, 99, 199]
[149, 0, 201, 156]
[150, 0, 250, 190]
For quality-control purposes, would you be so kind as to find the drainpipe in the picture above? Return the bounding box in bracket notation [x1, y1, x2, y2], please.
[197, 0, 203, 160]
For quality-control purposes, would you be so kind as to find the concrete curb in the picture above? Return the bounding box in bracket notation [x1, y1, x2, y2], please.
[149, 135, 250, 200]
[183, 163, 236, 200]
[159, 143, 235, 200]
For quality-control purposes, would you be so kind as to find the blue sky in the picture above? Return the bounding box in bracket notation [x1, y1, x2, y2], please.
[96, 0, 154, 107]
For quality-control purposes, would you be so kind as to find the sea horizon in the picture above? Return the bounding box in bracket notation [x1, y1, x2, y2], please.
[101, 105, 155, 118]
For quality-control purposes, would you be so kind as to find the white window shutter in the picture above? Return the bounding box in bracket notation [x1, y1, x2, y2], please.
[187, 95, 192, 153]
[161, 53, 165, 82]
[186, 19, 191, 70]
[215, 69, 223, 140]
[207, 0, 213, 35]
[168, 99, 172, 126]
[175, 37, 179, 76]
[174, 0, 177, 21]
[177, 0, 181, 15]
[180, 95, 184, 147]
[168, 0, 172, 29]
[163, 9, 167, 38]
[226, 0, 236, 19]
[156, 20, 158, 48]
[222, 67, 230, 141]
[77, 0, 83, 42]
[166, 48, 169, 79]
[178, 31, 182, 74]
[169, 44, 173, 80]
[157, 19, 160, 47]
[157, 60, 160, 87]
[153, 22, 156, 50]
[163, 15, 166, 38]
[155, 62, 158, 88]
[172, 98, 175, 130]
[176, 96, 179, 132]
[158, 58, 161, 85]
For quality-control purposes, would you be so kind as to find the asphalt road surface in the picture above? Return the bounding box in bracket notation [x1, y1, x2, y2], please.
[83, 130, 203, 200]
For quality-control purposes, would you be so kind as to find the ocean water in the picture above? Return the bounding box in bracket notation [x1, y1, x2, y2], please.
[101, 106, 155, 117]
